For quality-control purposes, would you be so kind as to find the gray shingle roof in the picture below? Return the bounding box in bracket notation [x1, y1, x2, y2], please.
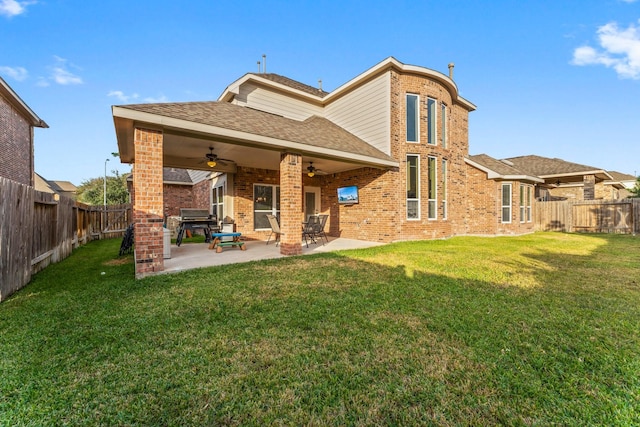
[118, 101, 394, 163]
[606, 171, 636, 181]
[250, 73, 329, 98]
[468, 154, 526, 176]
[504, 155, 602, 176]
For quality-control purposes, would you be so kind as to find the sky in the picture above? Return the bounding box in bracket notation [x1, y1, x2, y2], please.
[1, 0, 639, 185]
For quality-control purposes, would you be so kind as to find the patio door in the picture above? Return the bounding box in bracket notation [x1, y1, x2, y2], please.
[304, 187, 321, 221]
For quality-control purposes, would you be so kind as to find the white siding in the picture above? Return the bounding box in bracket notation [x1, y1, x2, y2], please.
[324, 72, 391, 155]
[235, 83, 323, 121]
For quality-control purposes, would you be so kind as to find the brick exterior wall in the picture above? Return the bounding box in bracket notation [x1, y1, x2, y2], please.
[0, 92, 33, 186]
[279, 153, 302, 255]
[133, 128, 164, 278]
[222, 69, 537, 244]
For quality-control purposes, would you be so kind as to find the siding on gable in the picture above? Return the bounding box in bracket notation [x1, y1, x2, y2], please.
[324, 72, 391, 155]
[234, 83, 323, 121]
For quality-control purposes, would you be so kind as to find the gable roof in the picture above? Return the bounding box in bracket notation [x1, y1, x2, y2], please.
[504, 155, 612, 180]
[219, 57, 476, 111]
[0, 77, 48, 128]
[251, 73, 329, 98]
[466, 154, 544, 183]
[113, 101, 397, 167]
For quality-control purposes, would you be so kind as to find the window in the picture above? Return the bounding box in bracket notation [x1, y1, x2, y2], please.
[406, 94, 419, 143]
[442, 159, 448, 220]
[502, 183, 512, 223]
[212, 183, 225, 223]
[253, 184, 280, 230]
[526, 186, 532, 222]
[407, 155, 420, 219]
[519, 184, 525, 223]
[427, 98, 437, 145]
[428, 156, 437, 219]
[441, 102, 447, 148]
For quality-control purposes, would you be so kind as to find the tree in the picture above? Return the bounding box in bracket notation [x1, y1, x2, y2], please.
[76, 170, 130, 205]
[630, 176, 640, 197]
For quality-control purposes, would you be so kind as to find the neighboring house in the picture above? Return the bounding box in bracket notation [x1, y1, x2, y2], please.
[111, 57, 596, 277]
[0, 77, 48, 186]
[604, 171, 637, 199]
[502, 155, 615, 201]
[127, 167, 211, 217]
[34, 173, 78, 199]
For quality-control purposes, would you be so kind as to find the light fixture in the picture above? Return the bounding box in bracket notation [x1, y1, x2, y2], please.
[307, 162, 316, 177]
[206, 147, 217, 168]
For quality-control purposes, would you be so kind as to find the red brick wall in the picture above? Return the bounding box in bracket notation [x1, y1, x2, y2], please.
[279, 153, 302, 255]
[464, 163, 536, 235]
[132, 128, 164, 277]
[0, 92, 33, 186]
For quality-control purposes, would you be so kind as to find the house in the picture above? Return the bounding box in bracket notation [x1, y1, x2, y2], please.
[0, 77, 48, 186]
[502, 155, 615, 201]
[604, 171, 637, 199]
[33, 173, 78, 199]
[113, 57, 550, 277]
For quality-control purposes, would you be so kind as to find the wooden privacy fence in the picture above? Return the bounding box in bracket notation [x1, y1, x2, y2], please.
[535, 198, 640, 234]
[0, 177, 132, 302]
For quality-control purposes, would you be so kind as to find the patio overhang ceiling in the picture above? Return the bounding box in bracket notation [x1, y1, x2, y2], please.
[540, 170, 613, 185]
[112, 102, 398, 175]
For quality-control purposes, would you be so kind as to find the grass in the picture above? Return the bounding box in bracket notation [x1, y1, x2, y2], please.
[0, 232, 639, 426]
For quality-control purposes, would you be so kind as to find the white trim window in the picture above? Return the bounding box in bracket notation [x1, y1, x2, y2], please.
[407, 155, 420, 219]
[427, 97, 437, 145]
[502, 183, 512, 223]
[406, 94, 419, 143]
[441, 102, 448, 148]
[526, 185, 532, 222]
[441, 159, 448, 220]
[212, 183, 225, 223]
[520, 184, 526, 223]
[254, 184, 280, 230]
[428, 156, 437, 219]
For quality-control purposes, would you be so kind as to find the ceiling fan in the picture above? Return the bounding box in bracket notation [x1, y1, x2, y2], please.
[199, 147, 233, 168]
[306, 161, 327, 177]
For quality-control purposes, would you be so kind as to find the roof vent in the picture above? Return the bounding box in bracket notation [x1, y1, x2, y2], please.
[448, 63, 455, 79]
[318, 79, 323, 92]
[500, 159, 514, 166]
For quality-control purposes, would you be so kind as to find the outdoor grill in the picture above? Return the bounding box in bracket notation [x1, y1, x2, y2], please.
[176, 208, 218, 246]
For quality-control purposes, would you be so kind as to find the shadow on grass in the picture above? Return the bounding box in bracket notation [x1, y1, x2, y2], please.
[1, 234, 639, 425]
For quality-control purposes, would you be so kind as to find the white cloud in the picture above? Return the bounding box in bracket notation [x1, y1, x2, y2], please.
[144, 95, 169, 103]
[572, 19, 640, 79]
[107, 90, 139, 103]
[0, 0, 36, 17]
[0, 65, 28, 81]
[43, 56, 83, 85]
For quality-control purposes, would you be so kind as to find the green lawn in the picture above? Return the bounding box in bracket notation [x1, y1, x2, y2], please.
[1, 233, 639, 426]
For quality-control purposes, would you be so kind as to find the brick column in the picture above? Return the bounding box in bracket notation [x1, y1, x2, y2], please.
[133, 128, 164, 278]
[279, 152, 303, 255]
[583, 174, 595, 200]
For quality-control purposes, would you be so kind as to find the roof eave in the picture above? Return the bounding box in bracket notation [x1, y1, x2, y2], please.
[0, 77, 48, 128]
[112, 105, 399, 170]
[465, 158, 543, 183]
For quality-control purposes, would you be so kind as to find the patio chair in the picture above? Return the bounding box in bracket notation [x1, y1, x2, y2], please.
[302, 215, 320, 248]
[266, 214, 283, 246]
[314, 214, 329, 245]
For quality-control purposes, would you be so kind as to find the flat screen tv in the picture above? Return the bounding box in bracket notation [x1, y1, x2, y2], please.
[337, 185, 359, 204]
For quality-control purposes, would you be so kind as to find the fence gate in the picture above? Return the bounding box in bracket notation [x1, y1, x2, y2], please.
[572, 200, 633, 233]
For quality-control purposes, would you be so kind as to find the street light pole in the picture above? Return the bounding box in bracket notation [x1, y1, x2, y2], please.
[104, 158, 110, 207]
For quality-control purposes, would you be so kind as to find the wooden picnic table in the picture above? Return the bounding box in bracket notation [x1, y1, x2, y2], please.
[208, 232, 245, 253]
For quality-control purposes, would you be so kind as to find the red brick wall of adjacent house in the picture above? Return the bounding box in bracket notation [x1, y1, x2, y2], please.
[0, 93, 33, 186]
[129, 179, 211, 219]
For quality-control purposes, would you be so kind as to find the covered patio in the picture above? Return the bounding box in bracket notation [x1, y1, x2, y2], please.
[112, 101, 397, 278]
[163, 237, 384, 274]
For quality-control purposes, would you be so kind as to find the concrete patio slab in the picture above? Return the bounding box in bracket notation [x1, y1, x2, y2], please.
[162, 237, 384, 274]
